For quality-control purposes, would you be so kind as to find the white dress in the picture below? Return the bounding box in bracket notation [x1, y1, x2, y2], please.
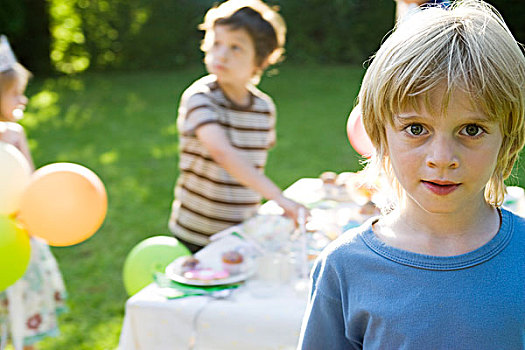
[0, 237, 67, 349]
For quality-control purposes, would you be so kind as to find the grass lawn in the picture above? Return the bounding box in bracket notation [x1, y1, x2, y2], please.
[17, 63, 525, 349]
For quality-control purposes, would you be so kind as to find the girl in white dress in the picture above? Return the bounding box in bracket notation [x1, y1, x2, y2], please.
[0, 35, 67, 350]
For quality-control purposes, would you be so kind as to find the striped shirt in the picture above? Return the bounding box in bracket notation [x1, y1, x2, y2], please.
[169, 75, 276, 246]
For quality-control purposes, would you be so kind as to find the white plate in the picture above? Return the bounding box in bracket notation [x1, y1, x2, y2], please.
[165, 256, 257, 286]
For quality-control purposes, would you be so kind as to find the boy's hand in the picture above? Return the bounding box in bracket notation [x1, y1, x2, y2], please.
[275, 195, 309, 226]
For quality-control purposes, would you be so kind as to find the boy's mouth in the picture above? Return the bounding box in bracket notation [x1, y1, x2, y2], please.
[421, 180, 460, 195]
[213, 64, 227, 71]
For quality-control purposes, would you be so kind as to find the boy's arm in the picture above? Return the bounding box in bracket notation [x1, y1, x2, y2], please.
[196, 123, 301, 222]
[298, 291, 352, 349]
[298, 259, 356, 349]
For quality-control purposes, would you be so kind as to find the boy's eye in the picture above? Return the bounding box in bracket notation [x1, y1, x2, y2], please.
[405, 124, 425, 136]
[461, 124, 484, 137]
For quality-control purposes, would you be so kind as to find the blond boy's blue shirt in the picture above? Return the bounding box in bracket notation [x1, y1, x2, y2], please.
[298, 208, 525, 349]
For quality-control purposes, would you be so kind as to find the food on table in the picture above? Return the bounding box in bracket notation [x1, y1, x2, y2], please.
[320, 171, 337, 185]
[177, 255, 232, 281]
[183, 268, 229, 281]
[180, 256, 201, 273]
[319, 171, 352, 201]
[221, 250, 244, 274]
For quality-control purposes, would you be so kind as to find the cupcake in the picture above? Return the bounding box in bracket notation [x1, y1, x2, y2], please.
[320, 171, 337, 185]
[180, 256, 201, 273]
[221, 251, 244, 275]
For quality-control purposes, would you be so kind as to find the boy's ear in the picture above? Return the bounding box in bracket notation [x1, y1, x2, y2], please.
[252, 58, 269, 79]
[258, 58, 270, 71]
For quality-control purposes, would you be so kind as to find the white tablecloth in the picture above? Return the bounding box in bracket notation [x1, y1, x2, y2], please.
[118, 281, 308, 350]
[118, 177, 365, 350]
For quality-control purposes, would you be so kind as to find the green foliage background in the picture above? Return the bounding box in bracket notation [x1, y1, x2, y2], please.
[2, 1, 524, 74]
[40, 0, 395, 73]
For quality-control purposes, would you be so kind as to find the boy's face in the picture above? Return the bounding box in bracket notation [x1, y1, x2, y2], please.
[204, 24, 260, 88]
[384, 88, 502, 216]
[1, 80, 27, 122]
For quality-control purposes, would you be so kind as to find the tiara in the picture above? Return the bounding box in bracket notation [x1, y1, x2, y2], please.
[0, 35, 17, 72]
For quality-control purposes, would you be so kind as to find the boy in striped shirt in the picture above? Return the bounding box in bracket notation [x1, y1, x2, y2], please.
[168, 0, 303, 252]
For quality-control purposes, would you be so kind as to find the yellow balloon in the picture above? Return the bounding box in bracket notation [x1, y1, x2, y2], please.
[18, 163, 107, 247]
[0, 142, 31, 215]
[0, 215, 31, 291]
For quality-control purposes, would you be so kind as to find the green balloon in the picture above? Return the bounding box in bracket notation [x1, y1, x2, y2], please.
[123, 236, 191, 296]
[0, 215, 31, 292]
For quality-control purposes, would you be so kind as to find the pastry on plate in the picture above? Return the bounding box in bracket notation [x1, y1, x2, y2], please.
[183, 268, 229, 281]
[221, 250, 244, 274]
[180, 256, 201, 273]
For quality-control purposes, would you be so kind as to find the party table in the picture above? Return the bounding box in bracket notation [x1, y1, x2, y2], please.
[118, 176, 525, 350]
[118, 177, 358, 350]
[118, 277, 307, 350]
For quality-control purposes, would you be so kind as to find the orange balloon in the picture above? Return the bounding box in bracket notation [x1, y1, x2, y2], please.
[18, 163, 107, 247]
[346, 105, 374, 158]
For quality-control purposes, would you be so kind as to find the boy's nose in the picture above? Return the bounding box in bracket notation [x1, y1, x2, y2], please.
[426, 136, 459, 169]
[216, 47, 228, 61]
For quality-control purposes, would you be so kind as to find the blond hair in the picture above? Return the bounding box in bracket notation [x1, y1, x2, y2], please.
[360, 0, 525, 207]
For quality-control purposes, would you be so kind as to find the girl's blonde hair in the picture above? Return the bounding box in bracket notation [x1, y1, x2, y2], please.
[360, 0, 525, 207]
